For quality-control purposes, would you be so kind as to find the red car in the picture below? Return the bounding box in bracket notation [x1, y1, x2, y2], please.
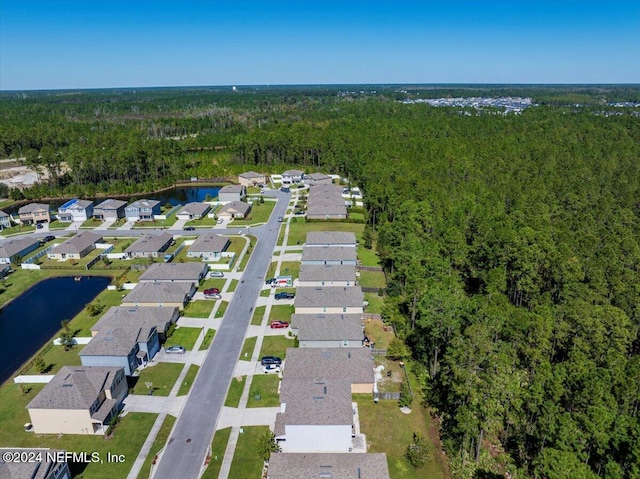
[203, 288, 220, 295]
[270, 321, 290, 329]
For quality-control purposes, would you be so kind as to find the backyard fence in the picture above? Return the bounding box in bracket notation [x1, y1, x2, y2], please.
[374, 391, 401, 400]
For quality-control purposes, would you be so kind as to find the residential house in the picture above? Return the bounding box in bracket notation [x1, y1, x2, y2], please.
[0, 264, 10, 279]
[93, 199, 127, 220]
[283, 347, 375, 394]
[305, 231, 357, 248]
[56, 199, 94, 222]
[124, 233, 173, 259]
[307, 184, 347, 220]
[294, 286, 363, 315]
[217, 200, 251, 219]
[0, 448, 72, 479]
[18, 203, 50, 225]
[121, 282, 195, 310]
[238, 171, 266, 187]
[291, 313, 363, 348]
[297, 264, 356, 287]
[187, 233, 230, 261]
[26, 366, 127, 435]
[0, 210, 12, 230]
[47, 232, 103, 260]
[176, 202, 211, 220]
[281, 169, 304, 184]
[80, 306, 179, 375]
[217, 185, 245, 203]
[305, 172, 333, 185]
[266, 453, 390, 479]
[125, 199, 161, 222]
[0, 236, 40, 264]
[301, 246, 357, 266]
[274, 378, 353, 453]
[139, 262, 208, 284]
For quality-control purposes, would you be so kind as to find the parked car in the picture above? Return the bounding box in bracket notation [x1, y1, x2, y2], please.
[293, 210, 305, 215]
[265, 278, 276, 285]
[36, 223, 44, 229]
[184, 226, 195, 231]
[40, 235, 55, 245]
[209, 271, 224, 278]
[204, 293, 222, 300]
[204, 288, 220, 295]
[261, 356, 282, 366]
[263, 364, 281, 373]
[274, 292, 295, 300]
[216, 218, 223, 224]
[166, 346, 185, 354]
[270, 321, 289, 329]
[277, 216, 283, 222]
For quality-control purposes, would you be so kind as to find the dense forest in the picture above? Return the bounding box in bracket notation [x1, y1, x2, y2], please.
[1, 85, 640, 478]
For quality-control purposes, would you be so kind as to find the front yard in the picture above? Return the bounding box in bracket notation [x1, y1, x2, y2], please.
[228, 201, 275, 226]
[246, 374, 280, 407]
[280, 221, 364, 246]
[166, 326, 201, 350]
[183, 300, 216, 318]
[131, 362, 184, 396]
[259, 335, 295, 360]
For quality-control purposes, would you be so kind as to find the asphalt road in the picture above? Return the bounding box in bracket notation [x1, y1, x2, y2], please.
[153, 190, 289, 478]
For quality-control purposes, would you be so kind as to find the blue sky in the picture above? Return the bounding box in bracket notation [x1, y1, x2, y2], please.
[1, 0, 638, 90]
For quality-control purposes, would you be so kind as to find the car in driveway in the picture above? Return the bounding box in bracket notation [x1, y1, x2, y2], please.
[260, 356, 282, 366]
[204, 288, 220, 295]
[263, 364, 281, 373]
[184, 226, 195, 231]
[270, 321, 289, 329]
[40, 235, 55, 245]
[166, 346, 186, 354]
[209, 271, 224, 278]
[36, 223, 44, 229]
[293, 210, 305, 215]
[265, 278, 276, 285]
[204, 293, 222, 300]
[274, 292, 295, 300]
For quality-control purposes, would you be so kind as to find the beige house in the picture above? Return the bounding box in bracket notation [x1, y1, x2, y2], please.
[217, 185, 245, 203]
[47, 232, 103, 260]
[124, 233, 173, 258]
[27, 366, 127, 435]
[18, 203, 50, 225]
[217, 200, 251, 219]
[121, 282, 195, 310]
[238, 171, 266, 187]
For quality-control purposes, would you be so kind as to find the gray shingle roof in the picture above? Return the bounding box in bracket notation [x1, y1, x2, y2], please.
[306, 202, 348, 218]
[94, 198, 127, 210]
[18, 203, 49, 214]
[294, 287, 363, 309]
[283, 348, 375, 384]
[27, 366, 123, 410]
[81, 306, 177, 356]
[305, 231, 357, 246]
[139, 262, 207, 282]
[0, 210, 8, 218]
[178, 202, 210, 217]
[307, 172, 331, 181]
[301, 246, 357, 262]
[127, 199, 160, 209]
[0, 236, 39, 259]
[218, 201, 250, 216]
[279, 378, 353, 426]
[298, 264, 356, 282]
[50, 232, 102, 255]
[188, 233, 229, 254]
[219, 184, 243, 194]
[282, 169, 304, 176]
[125, 233, 173, 254]
[123, 282, 193, 304]
[266, 453, 391, 479]
[0, 448, 69, 479]
[239, 171, 264, 179]
[291, 314, 363, 342]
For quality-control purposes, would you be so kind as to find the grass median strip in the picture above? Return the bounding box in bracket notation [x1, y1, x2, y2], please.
[224, 375, 246, 407]
[177, 364, 200, 396]
[137, 414, 177, 479]
[240, 336, 257, 361]
[199, 329, 216, 350]
[201, 427, 232, 479]
[228, 426, 270, 479]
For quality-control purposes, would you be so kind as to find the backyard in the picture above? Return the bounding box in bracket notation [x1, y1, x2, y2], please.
[280, 221, 364, 246]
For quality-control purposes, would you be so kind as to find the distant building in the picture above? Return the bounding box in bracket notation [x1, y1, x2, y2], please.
[0, 236, 40, 264]
[238, 171, 266, 187]
[282, 169, 305, 184]
[298, 264, 356, 287]
[47, 232, 103, 260]
[176, 202, 211, 220]
[124, 233, 173, 259]
[139, 262, 208, 283]
[294, 286, 364, 315]
[217, 185, 245, 203]
[305, 172, 333, 186]
[121, 282, 195, 310]
[301, 246, 357, 266]
[291, 313, 363, 348]
[57, 199, 94, 222]
[0, 210, 12, 230]
[305, 231, 357, 248]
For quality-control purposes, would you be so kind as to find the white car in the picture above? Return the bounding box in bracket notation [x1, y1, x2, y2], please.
[263, 364, 281, 374]
[209, 271, 224, 278]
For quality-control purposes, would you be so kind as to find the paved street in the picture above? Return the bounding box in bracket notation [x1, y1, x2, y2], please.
[153, 190, 289, 478]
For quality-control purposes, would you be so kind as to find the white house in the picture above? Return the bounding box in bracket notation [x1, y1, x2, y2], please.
[176, 202, 211, 220]
[187, 233, 230, 261]
[281, 169, 304, 184]
[57, 199, 94, 222]
[217, 185, 245, 203]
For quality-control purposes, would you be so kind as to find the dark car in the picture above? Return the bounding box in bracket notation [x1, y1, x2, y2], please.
[184, 226, 195, 231]
[265, 278, 276, 285]
[260, 356, 282, 366]
[40, 235, 55, 244]
[36, 223, 44, 229]
[277, 216, 283, 222]
[274, 292, 295, 300]
[293, 210, 305, 215]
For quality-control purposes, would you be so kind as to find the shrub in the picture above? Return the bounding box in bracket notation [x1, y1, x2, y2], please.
[405, 432, 429, 468]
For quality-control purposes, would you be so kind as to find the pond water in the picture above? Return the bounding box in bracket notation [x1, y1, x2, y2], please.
[0, 275, 110, 384]
[5, 185, 223, 214]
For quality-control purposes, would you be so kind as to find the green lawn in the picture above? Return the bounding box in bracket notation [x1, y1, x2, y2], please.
[228, 201, 275, 226]
[215, 300, 229, 318]
[269, 304, 294, 323]
[279, 261, 300, 280]
[240, 337, 257, 361]
[0, 379, 156, 479]
[81, 217, 105, 228]
[199, 329, 216, 350]
[227, 279, 238, 292]
[131, 362, 184, 396]
[107, 217, 127, 229]
[201, 428, 232, 479]
[177, 365, 200, 396]
[25, 344, 82, 376]
[200, 278, 227, 290]
[283, 221, 364, 247]
[183, 300, 216, 318]
[167, 326, 201, 350]
[184, 215, 220, 227]
[236, 236, 257, 272]
[48, 220, 70, 230]
[259, 288, 270, 297]
[358, 242, 381, 267]
[224, 375, 246, 408]
[259, 335, 295, 360]
[227, 426, 270, 479]
[131, 215, 178, 228]
[137, 414, 176, 479]
[355, 395, 449, 479]
[359, 270, 387, 289]
[67, 288, 126, 336]
[251, 305, 266, 325]
[246, 374, 280, 407]
[364, 292, 385, 315]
